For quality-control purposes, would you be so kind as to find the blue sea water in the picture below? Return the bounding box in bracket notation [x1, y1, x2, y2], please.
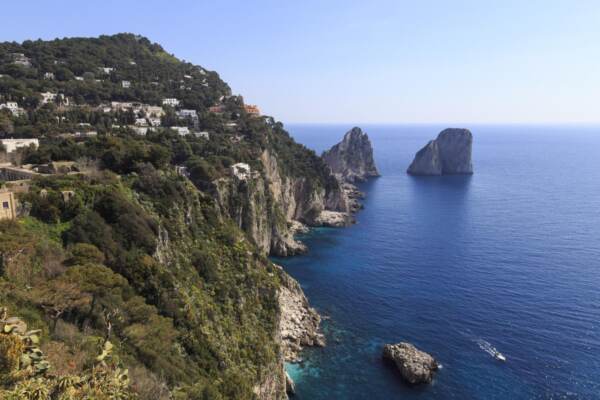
[277, 124, 600, 400]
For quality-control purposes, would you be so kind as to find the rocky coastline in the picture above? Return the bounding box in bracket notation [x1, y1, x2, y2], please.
[273, 126, 379, 397]
[278, 270, 326, 363]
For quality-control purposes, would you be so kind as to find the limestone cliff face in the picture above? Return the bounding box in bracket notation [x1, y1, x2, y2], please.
[322, 127, 380, 183]
[407, 128, 473, 175]
[211, 149, 350, 256]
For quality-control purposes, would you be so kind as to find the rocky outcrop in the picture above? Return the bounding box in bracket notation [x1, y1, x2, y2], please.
[212, 149, 350, 256]
[322, 127, 379, 183]
[407, 128, 473, 175]
[314, 210, 353, 227]
[278, 269, 325, 363]
[285, 372, 296, 396]
[254, 361, 287, 400]
[382, 342, 439, 384]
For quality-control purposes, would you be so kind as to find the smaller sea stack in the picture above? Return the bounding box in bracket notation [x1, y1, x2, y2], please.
[407, 128, 473, 175]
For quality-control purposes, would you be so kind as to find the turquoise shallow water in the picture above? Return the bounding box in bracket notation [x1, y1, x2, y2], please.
[276, 124, 600, 400]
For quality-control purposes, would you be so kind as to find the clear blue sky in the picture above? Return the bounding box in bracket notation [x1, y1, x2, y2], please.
[2, 1, 600, 124]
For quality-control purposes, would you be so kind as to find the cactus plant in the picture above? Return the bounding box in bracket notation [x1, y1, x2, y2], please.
[0, 306, 136, 399]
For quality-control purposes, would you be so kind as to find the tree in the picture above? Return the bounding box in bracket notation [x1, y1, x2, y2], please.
[33, 279, 91, 330]
[0, 112, 14, 135]
[65, 243, 105, 266]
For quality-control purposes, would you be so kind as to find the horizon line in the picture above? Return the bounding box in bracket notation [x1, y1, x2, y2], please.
[281, 121, 600, 126]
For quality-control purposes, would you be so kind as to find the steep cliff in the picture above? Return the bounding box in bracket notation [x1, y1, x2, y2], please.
[322, 127, 380, 183]
[407, 128, 473, 175]
[0, 33, 354, 400]
[211, 138, 352, 256]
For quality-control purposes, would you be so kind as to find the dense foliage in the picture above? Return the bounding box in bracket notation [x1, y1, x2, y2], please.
[0, 34, 339, 399]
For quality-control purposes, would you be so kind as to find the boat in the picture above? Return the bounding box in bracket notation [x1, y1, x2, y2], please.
[477, 339, 506, 362]
[493, 350, 506, 362]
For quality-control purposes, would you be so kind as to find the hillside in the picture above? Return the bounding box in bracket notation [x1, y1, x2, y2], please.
[0, 34, 350, 399]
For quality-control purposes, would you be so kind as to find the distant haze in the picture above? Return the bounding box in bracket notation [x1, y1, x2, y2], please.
[3, 1, 600, 124]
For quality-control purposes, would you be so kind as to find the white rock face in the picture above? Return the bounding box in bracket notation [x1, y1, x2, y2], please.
[407, 128, 473, 175]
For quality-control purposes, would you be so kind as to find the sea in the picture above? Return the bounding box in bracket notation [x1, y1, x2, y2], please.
[275, 124, 600, 400]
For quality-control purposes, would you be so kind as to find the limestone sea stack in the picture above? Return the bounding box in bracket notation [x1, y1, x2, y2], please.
[382, 342, 439, 385]
[322, 127, 380, 183]
[407, 128, 473, 175]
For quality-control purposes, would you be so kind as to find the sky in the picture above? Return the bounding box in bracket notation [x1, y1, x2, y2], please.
[2, 1, 600, 124]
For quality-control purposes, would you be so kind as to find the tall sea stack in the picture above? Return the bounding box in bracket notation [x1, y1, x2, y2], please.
[322, 126, 380, 182]
[407, 128, 473, 175]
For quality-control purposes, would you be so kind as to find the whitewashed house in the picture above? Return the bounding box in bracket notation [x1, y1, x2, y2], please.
[0, 102, 24, 116]
[170, 126, 189, 136]
[162, 98, 180, 107]
[177, 109, 197, 119]
[40, 92, 57, 104]
[193, 131, 210, 139]
[1, 139, 39, 153]
[231, 163, 251, 180]
[135, 118, 148, 127]
[142, 105, 165, 117]
[148, 117, 162, 127]
[122, 80, 131, 88]
[130, 126, 148, 136]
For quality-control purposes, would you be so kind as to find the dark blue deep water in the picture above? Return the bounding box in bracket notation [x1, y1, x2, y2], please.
[277, 124, 600, 400]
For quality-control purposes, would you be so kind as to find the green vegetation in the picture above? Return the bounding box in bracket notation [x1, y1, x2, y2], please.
[0, 33, 340, 399]
[1, 172, 282, 398]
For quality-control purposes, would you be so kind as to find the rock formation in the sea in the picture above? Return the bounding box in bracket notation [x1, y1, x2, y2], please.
[322, 126, 380, 183]
[407, 128, 473, 175]
[382, 342, 439, 384]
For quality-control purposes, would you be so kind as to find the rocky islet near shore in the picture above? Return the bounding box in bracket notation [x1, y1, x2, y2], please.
[382, 342, 440, 385]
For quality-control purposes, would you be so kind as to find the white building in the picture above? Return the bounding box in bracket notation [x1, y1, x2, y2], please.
[148, 117, 162, 127]
[130, 126, 148, 136]
[74, 131, 98, 138]
[142, 105, 165, 117]
[1, 139, 39, 153]
[0, 102, 24, 116]
[231, 163, 250, 180]
[75, 76, 84, 81]
[111, 101, 135, 111]
[170, 126, 189, 136]
[135, 118, 148, 127]
[44, 72, 55, 80]
[177, 109, 197, 119]
[121, 80, 131, 88]
[162, 98, 180, 107]
[40, 92, 57, 104]
[12, 53, 31, 67]
[100, 67, 114, 74]
[193, 131, 209, 139]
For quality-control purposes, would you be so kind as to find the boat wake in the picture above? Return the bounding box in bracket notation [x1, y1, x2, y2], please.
[477, 339, 506, 362]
